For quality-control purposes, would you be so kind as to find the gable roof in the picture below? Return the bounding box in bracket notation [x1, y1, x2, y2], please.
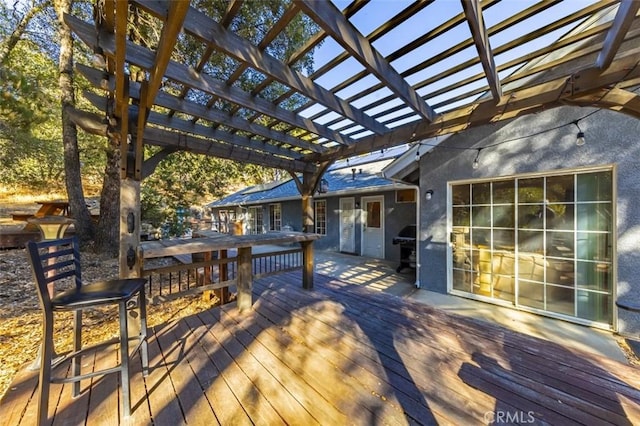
[208, 157, 414, 209]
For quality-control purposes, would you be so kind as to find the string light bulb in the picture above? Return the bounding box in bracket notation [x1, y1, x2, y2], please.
[573, 121, 586, 146]
[472, 148, 482, 169]
[415, 148, 421, 162]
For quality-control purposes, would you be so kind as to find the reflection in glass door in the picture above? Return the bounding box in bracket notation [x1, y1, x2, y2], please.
[450, 169, 613, 327]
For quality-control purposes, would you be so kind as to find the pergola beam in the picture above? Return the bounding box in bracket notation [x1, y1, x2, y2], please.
[461, 0, 502, 100]
[83, 88, 308, 160]
[143, 0, 189, 109]
[595, 0, 640, 69]
[77, 64, 326, 154]
[313, 49, 640, 161]
[135, 0, 388, 137]
[65, 14, 356, 147]
[143, 127, 316, 173]
[296, 0, 438, 123]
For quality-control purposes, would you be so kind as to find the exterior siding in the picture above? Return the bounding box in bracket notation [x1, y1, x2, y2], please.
[211, 190, 417, 263]
[417, 105, 640, 334]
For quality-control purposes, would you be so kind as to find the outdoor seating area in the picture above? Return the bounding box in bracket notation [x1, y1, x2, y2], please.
[4, 1, 640, 425]
[2, 270, 639, 425]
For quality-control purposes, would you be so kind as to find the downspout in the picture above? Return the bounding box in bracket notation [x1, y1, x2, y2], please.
[378, 173, 421, 289]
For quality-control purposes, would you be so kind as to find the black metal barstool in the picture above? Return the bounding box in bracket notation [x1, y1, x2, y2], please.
[26, 236, 148, 425]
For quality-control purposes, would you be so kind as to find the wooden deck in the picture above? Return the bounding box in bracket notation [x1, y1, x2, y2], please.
[2, 271, 640, 425]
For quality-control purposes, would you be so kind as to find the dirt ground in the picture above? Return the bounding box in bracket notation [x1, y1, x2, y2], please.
[0, 200, 216, 399]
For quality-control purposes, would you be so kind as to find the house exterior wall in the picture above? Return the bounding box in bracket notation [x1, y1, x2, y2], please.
[417, 105, 640, 334]
[211, 190, 417, 263]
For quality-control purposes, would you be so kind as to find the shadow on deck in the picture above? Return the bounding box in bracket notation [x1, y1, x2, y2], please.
[2, 271, 640, 425]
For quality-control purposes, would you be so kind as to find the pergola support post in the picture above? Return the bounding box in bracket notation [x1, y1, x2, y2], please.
[290, 162, 331, 290]
[301, 193, 314, 290]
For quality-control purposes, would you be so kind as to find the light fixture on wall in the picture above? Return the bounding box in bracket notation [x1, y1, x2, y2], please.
[425, 189, 434, 201]
[573, 120, 586, 146]
[472, 148, 482, 169]
[318, 178, 329, 194]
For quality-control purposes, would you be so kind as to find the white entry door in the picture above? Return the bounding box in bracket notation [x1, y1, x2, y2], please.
[361, 196, 384, 259]
[339, 197, 355, 253]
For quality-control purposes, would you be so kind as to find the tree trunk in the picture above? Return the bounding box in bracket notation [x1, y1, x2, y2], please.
[95, 145, 120, 257]
[54, 0, 94, 244]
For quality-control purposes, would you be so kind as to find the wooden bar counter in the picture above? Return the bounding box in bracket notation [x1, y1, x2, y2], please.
[140, 231, 320, 311]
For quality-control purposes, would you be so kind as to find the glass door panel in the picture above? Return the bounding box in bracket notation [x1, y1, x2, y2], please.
[451, 169, 614, 327]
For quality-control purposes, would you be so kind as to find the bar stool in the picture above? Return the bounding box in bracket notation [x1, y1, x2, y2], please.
[26, 236, 148, 425]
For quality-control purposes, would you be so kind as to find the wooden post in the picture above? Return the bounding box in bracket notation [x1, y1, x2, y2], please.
[289, 164, 331, 291]
[301, 193, 314, 290]
[217, 249, 229, 303]
[119, 178, 141, 278]
[236, 246, 252, 311]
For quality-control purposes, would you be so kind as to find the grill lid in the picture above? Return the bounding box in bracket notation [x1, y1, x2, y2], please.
[396, 225, 416, 239]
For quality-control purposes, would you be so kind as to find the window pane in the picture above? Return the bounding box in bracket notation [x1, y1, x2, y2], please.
[577, 291, 611, 323]
[493, 229, 514, 250]
[366, 201, 381, 228]
[547, 203, 574, 230]
[518, 204, 544, 229]
[453, 247, 472, 270]
[493, 205, 514, 228]
[576, 261, 611, 292]
[577, 203, 612, 232]
[453, 269, 472, 292]
[518, 230, 544, 254]
[453, 206, 470, 226]
[547, 231, 574, 258]
[546, 175, 574, 202]
[472, 206, 491, 227]
[492, 252, 515, 277]
[452, 184, 470, 205]
[474, 248, 491, 295]
[472, 229, 490, 247]
[546, 285, 574, 316]
[518, 178, 544, 203]
[518, 254, 545, 282]
[547, 259, 574, 286]
[519, 280, 544, 309]
[493, 180, 514, 204]
[576, 232, 611, 261]
[577, 171, 612, 202]
[472, 182, 491, 204]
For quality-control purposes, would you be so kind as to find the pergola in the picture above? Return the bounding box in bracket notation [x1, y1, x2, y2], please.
[64, 0, 640, 282]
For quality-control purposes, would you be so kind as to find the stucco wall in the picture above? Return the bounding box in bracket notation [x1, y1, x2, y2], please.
[418, 105, 640, 334]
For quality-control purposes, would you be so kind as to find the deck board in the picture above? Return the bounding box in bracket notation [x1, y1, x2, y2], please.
[2, 271, 640, 425]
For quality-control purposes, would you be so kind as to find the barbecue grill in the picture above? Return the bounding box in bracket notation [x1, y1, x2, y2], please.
[392, 225, 416, 273]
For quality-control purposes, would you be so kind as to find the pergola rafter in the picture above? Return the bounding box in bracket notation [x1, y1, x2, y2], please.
[67, 0, 640, 172]
[63, 0, 640, 283]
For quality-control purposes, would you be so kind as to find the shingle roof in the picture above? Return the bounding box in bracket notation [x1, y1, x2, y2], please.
[208, 156, 412, 208]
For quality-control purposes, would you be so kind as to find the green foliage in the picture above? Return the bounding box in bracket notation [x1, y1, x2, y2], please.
[141, 150, 279, 236]
[0, 38, 105, 190]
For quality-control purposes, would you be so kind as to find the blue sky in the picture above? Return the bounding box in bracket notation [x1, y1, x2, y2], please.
[299, 0, 602, 128]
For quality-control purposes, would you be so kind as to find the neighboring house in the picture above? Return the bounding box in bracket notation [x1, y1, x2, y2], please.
[208, 147, 418, 268]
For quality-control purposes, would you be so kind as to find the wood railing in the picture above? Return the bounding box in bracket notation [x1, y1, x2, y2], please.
[141, 248, 302, 304]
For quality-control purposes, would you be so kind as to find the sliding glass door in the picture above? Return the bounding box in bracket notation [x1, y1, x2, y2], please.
[450, 168, 613, 327]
